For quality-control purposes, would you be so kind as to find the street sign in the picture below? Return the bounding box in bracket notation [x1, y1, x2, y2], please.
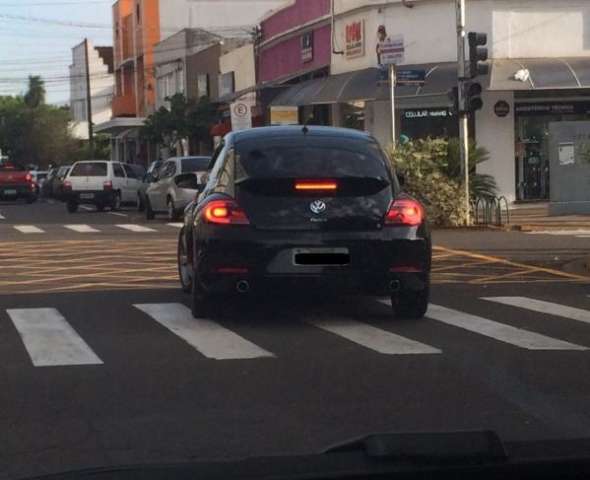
[396, 69, 426, 85]
[378, 35, 404, 65]
[230, 101, 252, 131]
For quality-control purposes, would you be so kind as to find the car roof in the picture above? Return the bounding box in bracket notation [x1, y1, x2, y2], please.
[228, 126, 373, 144]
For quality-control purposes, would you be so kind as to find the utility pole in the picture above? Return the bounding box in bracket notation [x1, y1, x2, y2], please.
[84, 38, 94, 156]
[390, 64, 396, 149]
[455, 0, 470, 225]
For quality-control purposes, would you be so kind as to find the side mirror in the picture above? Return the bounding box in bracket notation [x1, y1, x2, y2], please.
[396, 172, 406, 187]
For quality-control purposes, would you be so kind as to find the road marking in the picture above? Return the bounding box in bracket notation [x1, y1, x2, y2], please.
[167, 223, 183, 228]
[483, 297, 590, 325]
[0, 213, 5, 220]
[308, 318, 441, 355]
[108, 212, 128, 217]
[134, 303, 274, 360]
[7, 308, 103, 367]
[526, 229, 590, 236]
[14, 225, 45, 234]
[64, 224, 100, 233]
[425, 304, 587, 351]
[46, 199, 55, 205]
[116, 224, 156, 233]
[79, 205, 93, 211]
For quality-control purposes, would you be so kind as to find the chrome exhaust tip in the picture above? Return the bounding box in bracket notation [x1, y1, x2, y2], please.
[236, 280, 250, 294]
[389, 280, 401, 293]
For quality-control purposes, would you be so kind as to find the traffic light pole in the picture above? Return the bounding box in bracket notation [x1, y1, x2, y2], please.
[455, 0, 470, 225]
[390, 64, 397, 150]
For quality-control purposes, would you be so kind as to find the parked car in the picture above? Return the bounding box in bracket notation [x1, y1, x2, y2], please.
[0, 162, 37, 203]
[177, 126, 431, 319]
[137, 160, 162, 212]
[43, 165, 71, 200]
[145, 156, 210, 221]
[63, 160, 142, 213]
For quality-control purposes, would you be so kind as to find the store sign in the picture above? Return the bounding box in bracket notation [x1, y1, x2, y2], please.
[404, 109, 451, 119]
[301, 31, 313, 63]
[270, 106, 298, 125]
[494, 100, 510, 117]
[515, 102, 590, 116]
[345, 20, 365, 58]
[231, 101, 252, 131]
[397, 69, 425, 85]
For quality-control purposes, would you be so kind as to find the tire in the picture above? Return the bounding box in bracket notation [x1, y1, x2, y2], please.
[167, 197, 178, 221]
[177, 228, 192, 293]
[191, 267, 212, 318]
[111, 192, 122, 211]
[145, 197, 155, 220]
[393, 282, 430, 320]
[137, 193, 145, 212]
[66, 201, 78, 213]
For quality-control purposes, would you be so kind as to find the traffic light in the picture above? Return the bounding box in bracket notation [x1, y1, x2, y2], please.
[448, 86, 459, 115]
[464, 81, 483, 112]
[468, 32, 489, 78]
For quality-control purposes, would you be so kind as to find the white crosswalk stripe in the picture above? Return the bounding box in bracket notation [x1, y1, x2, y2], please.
[116, 224, 157, 233]
[7, 308, 103, 367]
[134, 303, 275, 360]
[64, 224, 100, 233]
[483, 297, 590, 325]
[14, 225, 45, 234]
[308, 317, 441, 355]
[425, 304, 587, 351]
[526, 229, 590, 239]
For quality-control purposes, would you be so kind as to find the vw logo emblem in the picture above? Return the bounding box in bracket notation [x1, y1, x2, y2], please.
[310, 200, 327, 214]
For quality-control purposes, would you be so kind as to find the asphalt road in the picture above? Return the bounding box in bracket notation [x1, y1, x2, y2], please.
[1, 199, 590, 480]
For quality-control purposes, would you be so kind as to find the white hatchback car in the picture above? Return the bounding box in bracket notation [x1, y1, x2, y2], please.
[64, 160, 142, 213]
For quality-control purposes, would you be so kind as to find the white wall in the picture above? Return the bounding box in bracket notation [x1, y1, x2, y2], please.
[475, 90, 515, 202]
[159, 0, 285, 36]
[70, 41, 114, 139]
[219, 43, 255, 91]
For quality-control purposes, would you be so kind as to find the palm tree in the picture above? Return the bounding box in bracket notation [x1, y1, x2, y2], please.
[24, 76, 46, 108]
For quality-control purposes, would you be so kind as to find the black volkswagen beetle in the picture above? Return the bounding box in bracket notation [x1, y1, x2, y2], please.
[177, 126, 431, 319]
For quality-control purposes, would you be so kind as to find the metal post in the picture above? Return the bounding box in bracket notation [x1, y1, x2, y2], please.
[84, 38, 94, 156]
[456, 0, 470, 225]
[390, 63, 396, 149]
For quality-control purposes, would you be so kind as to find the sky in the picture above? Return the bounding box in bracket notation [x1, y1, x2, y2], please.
[0, 0, 114, 105]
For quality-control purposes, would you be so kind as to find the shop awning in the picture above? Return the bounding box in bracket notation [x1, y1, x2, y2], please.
[94, 117, 145, 136]
[269, 63, 457, 108]
[490, 58, 590, 90]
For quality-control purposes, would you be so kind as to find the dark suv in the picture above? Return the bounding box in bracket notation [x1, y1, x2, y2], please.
[177, 126, 431, 319]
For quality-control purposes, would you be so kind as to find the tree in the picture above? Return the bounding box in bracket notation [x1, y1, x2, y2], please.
[140, 94, 217, 156]
[23, 76, 46, 108]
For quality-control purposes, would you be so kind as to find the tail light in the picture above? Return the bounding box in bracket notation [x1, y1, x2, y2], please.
[103, 180, 113, 191]
[63, 180, 72, 191]
[25, 173, 33, 183]
[385, 198, 424, 226]
[295, 179, 338, 191]
[202, 199, 249, 226]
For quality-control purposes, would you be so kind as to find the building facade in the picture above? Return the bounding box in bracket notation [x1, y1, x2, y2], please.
[69, 41, 114, 140]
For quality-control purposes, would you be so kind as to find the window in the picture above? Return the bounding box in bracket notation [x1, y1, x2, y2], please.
[181, 157, 210, 173]
[70, 162, 107, 177]
[136, 3, 141, 23]
[197, 74, 209, 99]
[123, 164, 137, 179]
[113, 163, 126, 178]
[161, 161, 176, 178]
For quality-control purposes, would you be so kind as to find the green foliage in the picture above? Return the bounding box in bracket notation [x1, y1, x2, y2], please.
[140, 94, 217, 153]
[0, 76, 99, 168]
[388, 137, 498, 226]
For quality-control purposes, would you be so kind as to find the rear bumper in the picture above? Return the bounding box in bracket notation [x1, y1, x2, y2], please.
[65, 190, 113, 205]
[0, 184, 36, 199]
[193, 225, 431, 296]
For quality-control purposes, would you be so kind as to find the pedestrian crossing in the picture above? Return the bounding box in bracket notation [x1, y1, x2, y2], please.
[1, 223, 180, 235]
[526, 229, 590, 239]
[3, 296, 590, 368]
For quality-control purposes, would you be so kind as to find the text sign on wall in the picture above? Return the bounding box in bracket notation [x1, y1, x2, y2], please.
[231, 102, 252, 131]
[301, 31, 313, 63]
[270, 106, 298, 125]
[345, 20, 365, 58]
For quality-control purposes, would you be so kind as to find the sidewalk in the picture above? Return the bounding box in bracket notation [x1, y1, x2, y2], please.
[508, 202, 590, 231]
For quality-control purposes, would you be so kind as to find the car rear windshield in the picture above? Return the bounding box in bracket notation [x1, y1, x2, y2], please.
[181, 157, 210, 173]
[70, 162, 108, 177]
[235, 137, 389, 179]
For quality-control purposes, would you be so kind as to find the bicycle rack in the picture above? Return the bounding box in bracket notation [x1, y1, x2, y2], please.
[472, 196, 510, 226]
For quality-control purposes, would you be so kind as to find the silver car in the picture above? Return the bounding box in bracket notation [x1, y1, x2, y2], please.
[145, 156, 210, 220]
